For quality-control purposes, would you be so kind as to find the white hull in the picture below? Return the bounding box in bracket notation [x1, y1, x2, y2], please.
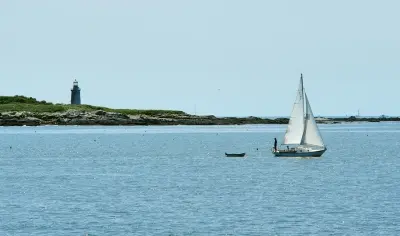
[272, 148, 326, 157]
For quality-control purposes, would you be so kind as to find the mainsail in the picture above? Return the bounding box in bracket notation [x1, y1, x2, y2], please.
[300, 93, 325, 147]
[283, 75, 305, 145]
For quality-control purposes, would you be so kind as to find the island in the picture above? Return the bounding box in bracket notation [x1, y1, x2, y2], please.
[0, 96, 399, 126]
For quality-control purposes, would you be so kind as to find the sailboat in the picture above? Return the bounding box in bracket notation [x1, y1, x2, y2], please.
[272, 74, 327, 157]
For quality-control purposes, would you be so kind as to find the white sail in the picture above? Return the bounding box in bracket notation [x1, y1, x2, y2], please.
[300, 93, 325, 147]
[283, 75, 305, 145]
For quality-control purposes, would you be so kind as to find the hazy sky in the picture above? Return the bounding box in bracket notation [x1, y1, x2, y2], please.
[1, 0, 399, 116]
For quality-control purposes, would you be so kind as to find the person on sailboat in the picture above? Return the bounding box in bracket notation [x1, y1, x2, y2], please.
[274, 138, 277, 151]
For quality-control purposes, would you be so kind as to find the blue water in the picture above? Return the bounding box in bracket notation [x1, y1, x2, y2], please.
[0, 123, 399, 235]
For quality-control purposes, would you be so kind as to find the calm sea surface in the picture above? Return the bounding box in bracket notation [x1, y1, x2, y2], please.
[0, 123, 399, 235]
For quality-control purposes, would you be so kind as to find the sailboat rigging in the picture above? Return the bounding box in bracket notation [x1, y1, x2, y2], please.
[272, 74, 327, 157]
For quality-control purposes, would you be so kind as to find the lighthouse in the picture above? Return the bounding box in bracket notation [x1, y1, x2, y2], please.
[70, 79, 81, 105]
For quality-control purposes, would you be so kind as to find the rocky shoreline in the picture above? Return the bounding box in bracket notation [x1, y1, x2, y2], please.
[0, 110, 398, 126]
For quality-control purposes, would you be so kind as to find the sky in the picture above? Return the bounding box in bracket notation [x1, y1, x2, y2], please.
[0, 0, 399, 117]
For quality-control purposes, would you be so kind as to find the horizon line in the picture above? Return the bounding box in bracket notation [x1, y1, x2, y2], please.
[211, 115, 395, 118]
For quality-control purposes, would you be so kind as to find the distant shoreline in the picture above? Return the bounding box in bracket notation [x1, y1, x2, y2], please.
[1, 110, 399, 127]
[0, 95, 398, 126]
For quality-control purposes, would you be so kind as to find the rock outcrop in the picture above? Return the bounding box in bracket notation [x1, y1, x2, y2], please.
[0, 110, 396, 126]
[0, 110, 291, 126]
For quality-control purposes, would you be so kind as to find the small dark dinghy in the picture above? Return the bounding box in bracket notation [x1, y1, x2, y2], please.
[225, 152, 246, 157]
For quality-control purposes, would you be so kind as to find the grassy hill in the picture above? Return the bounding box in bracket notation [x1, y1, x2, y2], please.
[0, 95, 187, 116]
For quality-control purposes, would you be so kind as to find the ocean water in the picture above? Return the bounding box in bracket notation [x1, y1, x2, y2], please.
[0, 123, 399, 235]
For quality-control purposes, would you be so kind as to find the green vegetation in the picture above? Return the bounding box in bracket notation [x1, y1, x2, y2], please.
[0, 95, 52, 105]
[0, 95, 187, 116]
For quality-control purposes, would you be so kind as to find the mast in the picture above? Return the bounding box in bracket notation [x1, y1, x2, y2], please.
[300, 73, 305, 113]
[300, 73, 307, 143]
[301, 74, 308, 145]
